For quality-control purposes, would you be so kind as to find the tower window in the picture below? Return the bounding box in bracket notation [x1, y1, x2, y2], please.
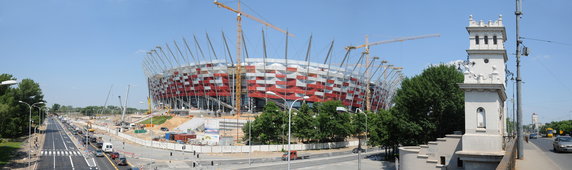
[477, 107, 486, 128]
[484, 36, 489, 44]
[475, 36, 480, 45]
[493, 36, 498, 44]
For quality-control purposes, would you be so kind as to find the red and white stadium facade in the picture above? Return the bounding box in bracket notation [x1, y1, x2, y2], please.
[145, 58, 401, 112]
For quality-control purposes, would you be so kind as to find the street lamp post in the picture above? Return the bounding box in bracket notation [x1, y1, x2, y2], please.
[18, 101, 44, 169]
[265, 91, 288, 150]
[286, 96, 309, 170]
[267, 91, 309, 170]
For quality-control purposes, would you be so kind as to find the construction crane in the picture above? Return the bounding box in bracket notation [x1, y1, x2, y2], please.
[213, 0, 294, 115]
[344, 33, 440, 111]
[345, 34, 440, 51]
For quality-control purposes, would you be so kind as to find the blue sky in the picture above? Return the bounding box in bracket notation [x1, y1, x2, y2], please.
[1, 0, 570, 124]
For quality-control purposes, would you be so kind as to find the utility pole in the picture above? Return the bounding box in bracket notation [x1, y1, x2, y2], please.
[515, 0, 524, 159]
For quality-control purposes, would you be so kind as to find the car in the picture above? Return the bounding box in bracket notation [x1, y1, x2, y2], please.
[96, 142, 103, 149]
[553, 136, 572, 153]
[127, 168, 140, 170]
[110, 152, 120, 159]
[529, 134, 538, 139]
[72, 130, 78, 135]
[116, 156, 128, 166]
[352, 147, 366, 153]
[160, 127, 169, 131]
[95, 150, 104, 157]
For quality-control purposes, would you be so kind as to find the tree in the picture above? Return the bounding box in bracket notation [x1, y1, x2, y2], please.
[0, 74, 45, 138]
[292, 103, 317, 143]
[51, 103, 61, 113]
[391, 64, 464, 145]
[350, 111, 367, 137]
[243, 102, 286, 144]
[316, 100, 351, 142]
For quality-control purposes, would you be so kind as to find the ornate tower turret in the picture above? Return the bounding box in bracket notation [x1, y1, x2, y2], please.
[456, 15, 508, 170]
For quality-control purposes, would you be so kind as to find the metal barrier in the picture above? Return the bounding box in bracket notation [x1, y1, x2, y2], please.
[496, 138, 516, 170]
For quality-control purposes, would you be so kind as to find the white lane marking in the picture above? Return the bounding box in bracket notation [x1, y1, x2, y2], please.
[69, 156, 75, 170]
[51, 119, 56, 169]
[91, 157, 97, 168]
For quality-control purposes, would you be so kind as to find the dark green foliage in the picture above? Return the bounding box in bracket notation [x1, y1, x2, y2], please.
[391, 65, 464, 144]
[0, 74, 45, 138]
[292, 103, 317, 143]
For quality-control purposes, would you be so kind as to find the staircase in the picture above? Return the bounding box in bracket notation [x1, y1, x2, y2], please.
[399, 134, 463, 170]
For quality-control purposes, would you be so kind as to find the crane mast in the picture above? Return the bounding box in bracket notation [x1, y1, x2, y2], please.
[213, 0, 294, 115]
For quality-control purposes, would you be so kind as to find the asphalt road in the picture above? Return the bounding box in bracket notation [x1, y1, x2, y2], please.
[38, 117, 132, 170]
[37, 117, 91, 170]
[529, 137, 572, 169]
[62, 119, 133, 170]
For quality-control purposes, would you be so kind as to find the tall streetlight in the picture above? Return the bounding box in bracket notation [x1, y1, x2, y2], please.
[18, 101, 44, 169]
[265, 91, 288, 150]
[266, 91, 309, 170]
[33, 106, 47, 134]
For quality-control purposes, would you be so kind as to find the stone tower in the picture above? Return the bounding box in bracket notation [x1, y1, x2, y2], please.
[456, 15, 508, 170]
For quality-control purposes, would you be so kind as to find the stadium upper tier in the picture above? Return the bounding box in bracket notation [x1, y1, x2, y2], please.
[146, 58, 401, 112]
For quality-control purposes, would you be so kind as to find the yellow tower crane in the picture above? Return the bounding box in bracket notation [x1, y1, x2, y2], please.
[213, 0, 294, 115]
[345, 33, 440, 111]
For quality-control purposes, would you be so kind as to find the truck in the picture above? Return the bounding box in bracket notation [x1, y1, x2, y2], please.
[281, 150, 309, 161]
[102, 142, 113, 153]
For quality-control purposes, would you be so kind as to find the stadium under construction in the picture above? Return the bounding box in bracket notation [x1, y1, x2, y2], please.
[140, 1, 440, 114]
[141, 35, 412, 114]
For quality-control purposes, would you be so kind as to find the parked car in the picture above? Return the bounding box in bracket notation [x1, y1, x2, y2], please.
[110, 152, 120, 159]
[553, 136, 572, 153]
[116, 156, 128, 166]
[529, 134, 538, 139]
[72, 130, 78, 135]
[352, 147, 366, 153]
[160, 127, 169, 131]
[95, 150, 104, 157]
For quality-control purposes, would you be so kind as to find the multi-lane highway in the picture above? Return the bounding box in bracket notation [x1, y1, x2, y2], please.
[37, 117, 132, 170]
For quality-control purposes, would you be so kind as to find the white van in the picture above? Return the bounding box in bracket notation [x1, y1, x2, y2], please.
[102, 142, 113, 153]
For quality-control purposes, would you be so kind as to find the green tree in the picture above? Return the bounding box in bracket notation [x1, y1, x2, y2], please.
[292, 103, 317, 143]
[50, 103, 61, 113]
[316, 100, 351, 142]
[243, 102, 286, 144]
[391, 64, 464, 145]
[0, 74, 45, 138]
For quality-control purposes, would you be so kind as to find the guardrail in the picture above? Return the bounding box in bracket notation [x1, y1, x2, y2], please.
[496, 138, 516, 170]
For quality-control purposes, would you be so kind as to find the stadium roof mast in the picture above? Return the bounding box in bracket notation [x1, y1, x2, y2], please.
[345, 33, 440, 111]
[213, 0, 294, 115]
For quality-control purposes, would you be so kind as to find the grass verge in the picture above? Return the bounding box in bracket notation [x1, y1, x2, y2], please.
[139, 116, 172, 125]
[0, 141, 23, 166]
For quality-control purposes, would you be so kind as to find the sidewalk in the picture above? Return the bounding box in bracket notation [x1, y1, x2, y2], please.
[515, 140, 560, 170]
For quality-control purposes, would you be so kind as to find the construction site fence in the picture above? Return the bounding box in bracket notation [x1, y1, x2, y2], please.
[78, 121, 359, 153]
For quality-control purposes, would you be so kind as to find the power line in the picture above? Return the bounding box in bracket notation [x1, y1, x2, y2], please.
[520, 37, 572, 46]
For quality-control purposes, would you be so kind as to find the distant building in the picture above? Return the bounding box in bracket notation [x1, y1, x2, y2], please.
[531, 113, 541, 131]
